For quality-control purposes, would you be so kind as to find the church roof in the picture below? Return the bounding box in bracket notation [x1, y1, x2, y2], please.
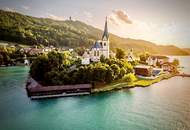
[91, 41, 103, 49]
[102, 17, 109, 40]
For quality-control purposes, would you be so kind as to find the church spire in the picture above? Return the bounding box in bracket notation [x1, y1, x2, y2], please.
[102, 17, 109, 41]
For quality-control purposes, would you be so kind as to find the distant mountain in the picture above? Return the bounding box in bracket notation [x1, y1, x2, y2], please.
[183, 48, 190, 55]
[0, 10, 189, 55]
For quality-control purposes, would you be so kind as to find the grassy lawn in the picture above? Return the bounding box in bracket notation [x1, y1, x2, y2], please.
[92, 73, 175, 93]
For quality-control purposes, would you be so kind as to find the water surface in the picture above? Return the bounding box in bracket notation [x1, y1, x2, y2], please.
[0, 57, 190, 130]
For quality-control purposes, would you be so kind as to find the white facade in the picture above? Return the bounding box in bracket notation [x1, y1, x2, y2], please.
[89, 18, 109, 62]
[81, 51, 90, 65]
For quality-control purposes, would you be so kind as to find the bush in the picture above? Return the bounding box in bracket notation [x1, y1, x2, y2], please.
[122, 73, 137, 83]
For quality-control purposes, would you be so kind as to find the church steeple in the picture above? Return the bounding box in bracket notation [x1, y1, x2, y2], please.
[102, 17, 109, 41]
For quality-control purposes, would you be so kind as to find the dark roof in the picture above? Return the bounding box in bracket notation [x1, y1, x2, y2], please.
[151, 55, 169, 59]
[26, 78, 92, 93]
[102, 17, 109, 40]
[91, 41, 102, 49]
[28, 84, 92, 93]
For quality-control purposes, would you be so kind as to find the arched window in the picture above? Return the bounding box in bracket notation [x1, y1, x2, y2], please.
[94, 51, 96, 56]
[104, 42, 106, 46]
[97, 51, 99, 56]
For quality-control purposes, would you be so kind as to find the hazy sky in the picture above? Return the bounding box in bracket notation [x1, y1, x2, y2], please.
[0, 0, 190, 48]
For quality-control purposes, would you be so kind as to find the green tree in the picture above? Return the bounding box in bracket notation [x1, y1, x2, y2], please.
[110, 64, 120, 79]
[172, 58, 179, 66]
[123, 61, 133, 73]
[92, 63, 108, 82]
[30, 54, 49, 81]
[105, 67, 114, 83]
[116, 48, 125, 59]
[139, 52, 150, 63]
[118, 67, 126, 78]
[44, 70, 61, 85]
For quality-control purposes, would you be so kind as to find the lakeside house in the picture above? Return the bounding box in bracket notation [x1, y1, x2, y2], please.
[134, 54, 178, 79]
[134, 65, 153, 77]
[161, 62, 177, 72]
[26, 78, 92, 99]
[146, 55, 169, 66]
[134, 65, 163, 79]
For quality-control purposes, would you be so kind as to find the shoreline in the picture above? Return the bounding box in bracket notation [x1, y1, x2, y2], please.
[91, 73, 176, 93]
[25, 72, 178, 99]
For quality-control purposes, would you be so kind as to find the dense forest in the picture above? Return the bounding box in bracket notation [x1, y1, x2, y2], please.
[0, 9, 189, 55]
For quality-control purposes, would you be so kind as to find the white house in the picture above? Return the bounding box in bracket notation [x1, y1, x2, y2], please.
[81, 51, 90, 65]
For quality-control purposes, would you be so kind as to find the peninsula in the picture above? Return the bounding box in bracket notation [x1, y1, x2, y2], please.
[26, 18, 179, 99]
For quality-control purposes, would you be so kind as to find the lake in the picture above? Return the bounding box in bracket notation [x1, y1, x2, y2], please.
[0, 56, 190, 130]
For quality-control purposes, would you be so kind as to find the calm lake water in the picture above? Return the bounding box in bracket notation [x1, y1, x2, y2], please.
[0, 56, 190, 130]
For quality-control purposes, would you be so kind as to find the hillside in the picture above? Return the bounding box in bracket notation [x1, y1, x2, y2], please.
[183, 48, 190, 55]
[0, 9, 189, 55]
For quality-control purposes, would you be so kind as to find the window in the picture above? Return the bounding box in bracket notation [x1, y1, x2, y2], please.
[100, 42, 102, 46]
[104, 42, 106, 46]
[97, 51, 99, 56]
[94, 51, 96, 56]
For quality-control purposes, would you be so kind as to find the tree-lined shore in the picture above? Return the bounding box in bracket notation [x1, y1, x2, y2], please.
[30, 51, 136, 86]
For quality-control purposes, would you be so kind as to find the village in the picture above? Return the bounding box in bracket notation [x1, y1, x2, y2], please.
[0, 17, 181, 99]
[22, 18, 181, 99]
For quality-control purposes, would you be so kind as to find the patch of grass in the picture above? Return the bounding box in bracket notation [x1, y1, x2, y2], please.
[91, 73, 175, 93]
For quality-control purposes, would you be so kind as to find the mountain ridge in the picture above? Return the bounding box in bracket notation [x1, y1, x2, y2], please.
[0, 9, 189, 55]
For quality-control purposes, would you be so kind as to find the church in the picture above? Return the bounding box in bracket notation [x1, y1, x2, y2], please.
[82, 17, 110, 64]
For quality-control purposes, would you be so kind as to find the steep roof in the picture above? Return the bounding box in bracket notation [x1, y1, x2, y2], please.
[91, 41, 102, 49]
[102, 17, 109, 40]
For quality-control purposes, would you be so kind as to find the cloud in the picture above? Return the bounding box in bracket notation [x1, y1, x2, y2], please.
[108, 9, 132, 25]
[108, 16, 119, 26]
[83, 11, 93, 18]
[22, 5, 30, 10]
[47, 14, 64, 21]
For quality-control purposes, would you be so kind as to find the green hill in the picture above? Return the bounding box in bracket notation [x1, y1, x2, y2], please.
[0, 9, 189, 55]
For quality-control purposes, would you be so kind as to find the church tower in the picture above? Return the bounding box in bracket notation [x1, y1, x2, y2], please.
[88, 17, 110, 62]
[102, 17, 109, 58]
